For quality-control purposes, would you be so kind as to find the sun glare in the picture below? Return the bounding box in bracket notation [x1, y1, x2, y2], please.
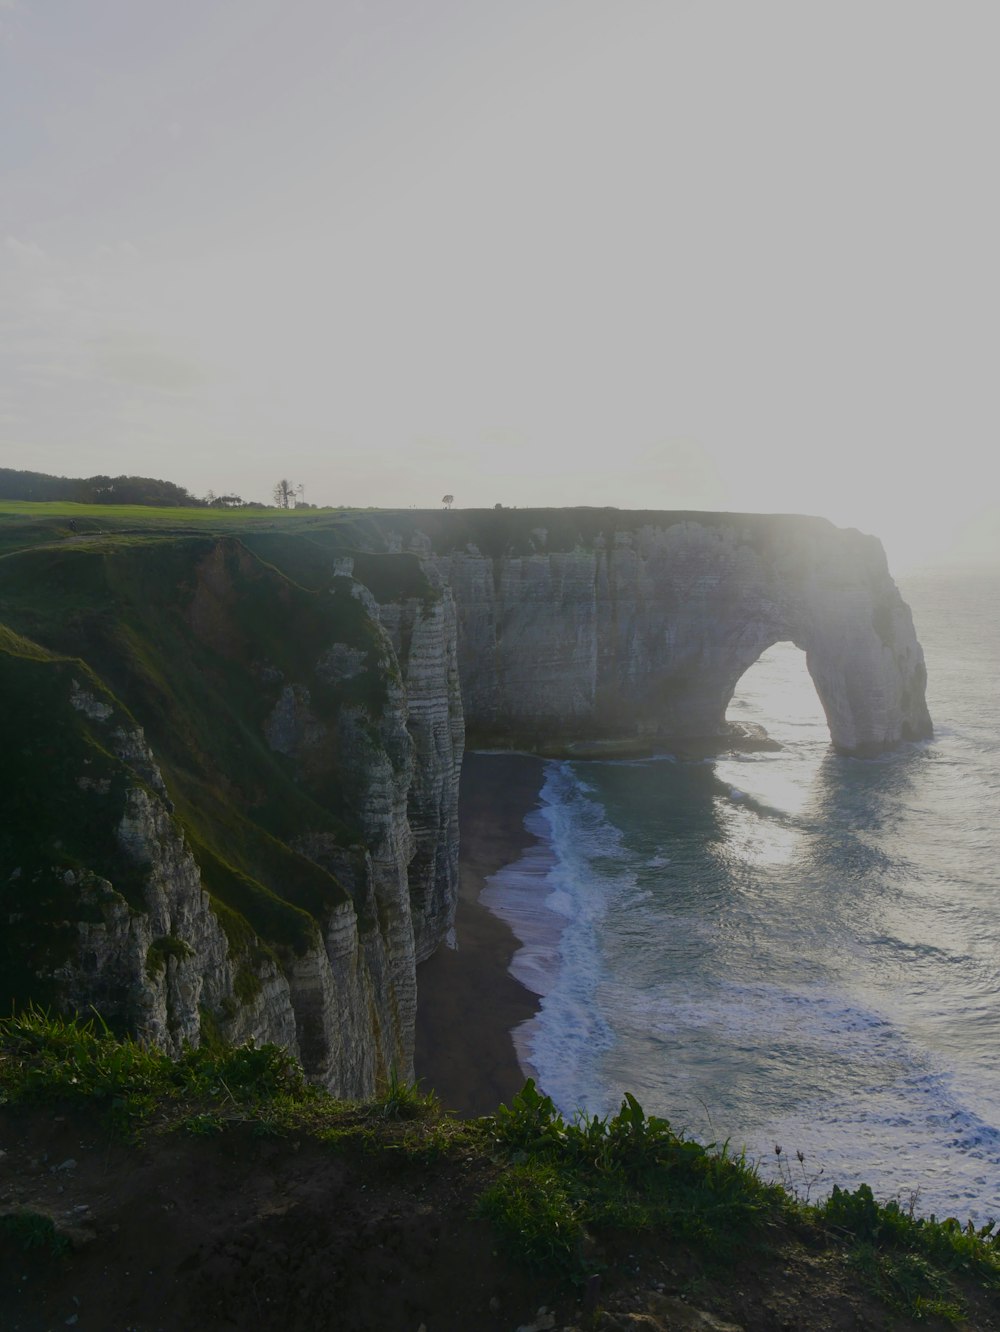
[719, 642, 829, 822]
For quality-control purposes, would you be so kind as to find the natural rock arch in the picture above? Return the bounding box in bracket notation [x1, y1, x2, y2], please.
[428, 513, 932, 756]
[723, 638, 828, 737]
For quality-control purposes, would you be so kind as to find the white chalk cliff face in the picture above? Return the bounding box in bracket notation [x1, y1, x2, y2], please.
[3, 511, 931, 1098]
[424, 514, 931, 755]
[53, 677, 415, 1098]
[373, 566, 464, 963]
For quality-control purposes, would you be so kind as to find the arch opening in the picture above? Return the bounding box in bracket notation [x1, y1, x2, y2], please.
[725, 640, 829, 749]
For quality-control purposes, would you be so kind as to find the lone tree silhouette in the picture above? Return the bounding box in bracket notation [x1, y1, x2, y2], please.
[441, 494, 454, 510]
[273, 478, 297, 509]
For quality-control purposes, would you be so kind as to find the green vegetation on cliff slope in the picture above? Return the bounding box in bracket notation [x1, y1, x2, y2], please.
[0, 634, 151, 1005]
[1, 1013, 998, 1331]
[0, 496, 462, 1032]
[0, 522, 405, 1014]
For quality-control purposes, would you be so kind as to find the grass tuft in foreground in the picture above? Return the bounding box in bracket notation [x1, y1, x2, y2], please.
[481, 1079, 782, 1280]
[481, 1080, 1000, 1318]
[0, 1007, 307, 1132]
[371, 1067, 439, 1121]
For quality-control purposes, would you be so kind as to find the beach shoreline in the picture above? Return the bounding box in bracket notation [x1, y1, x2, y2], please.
[413, 751, 546, 1116]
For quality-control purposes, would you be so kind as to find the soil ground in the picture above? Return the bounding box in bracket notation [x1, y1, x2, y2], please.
[2, 1101, 999, 1332]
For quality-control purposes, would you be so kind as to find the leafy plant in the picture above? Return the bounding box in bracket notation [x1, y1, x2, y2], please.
[0, 1210, 70, 1256]
[491, 1078, 567, 1151]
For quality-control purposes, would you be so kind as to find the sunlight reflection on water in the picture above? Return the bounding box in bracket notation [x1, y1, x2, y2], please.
[489, 573, 1000, 1218]
[719, 640, 829, 820]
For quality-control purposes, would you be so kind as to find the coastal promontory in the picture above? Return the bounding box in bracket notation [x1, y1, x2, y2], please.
[0, 505, 931, 1091]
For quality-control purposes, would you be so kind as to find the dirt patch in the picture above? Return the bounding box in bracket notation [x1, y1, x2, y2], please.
[0, 1106, 554, 1332]
[2, 1104, 997, 1332]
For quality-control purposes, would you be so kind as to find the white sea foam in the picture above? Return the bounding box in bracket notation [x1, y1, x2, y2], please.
[476, 571, 1000, 1220]
[480, 818, 562, 999]
[480, 762, 632, 1110]
[597, 971, 1000, 1219]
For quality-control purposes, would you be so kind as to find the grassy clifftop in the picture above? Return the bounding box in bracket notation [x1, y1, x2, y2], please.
[0, 497, 841, 561]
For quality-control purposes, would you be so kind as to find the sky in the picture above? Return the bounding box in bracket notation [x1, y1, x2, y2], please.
[2, 0, 998, 571]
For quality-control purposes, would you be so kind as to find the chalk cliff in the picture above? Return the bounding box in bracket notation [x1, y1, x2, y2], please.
[63, 683, 301, 1061]
[369, 565, 464, 963]
[0, 508, 931, 1092]
[407, 510, 931, 756]
[0, 541, 455, 1096]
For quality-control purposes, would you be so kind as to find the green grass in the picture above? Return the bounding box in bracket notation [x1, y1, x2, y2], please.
[0, 1010, 437, 1145]
[819, 1181, 1000, 1317]
[479, 1160, 586, 1274]
[2, 1014, 998, 1323]
[0, 497, 836, 565]
[0, 1008, 308, 1132]
[371, 1068, 438, 1121]
[483, 1080, 1000, 1314]
[483, 1080, 784, 1280]
[0, 499, 355, 555]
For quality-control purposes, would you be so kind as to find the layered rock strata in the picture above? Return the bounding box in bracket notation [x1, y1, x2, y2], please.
[2, 510, 932, 1099]
[423, 514, 931, 755]
[54, 685, 299, 1063]
[372, 566, 464, 962]
[0, 543, 458, 1098]
[256, 585, 420, 1089]
[52, 676, 418, 1097]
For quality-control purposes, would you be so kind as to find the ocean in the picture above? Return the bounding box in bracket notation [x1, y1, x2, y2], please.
[480, 565, 1000, 1222]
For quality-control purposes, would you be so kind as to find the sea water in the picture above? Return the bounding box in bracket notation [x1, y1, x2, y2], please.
[481, 566, 1000, 1221]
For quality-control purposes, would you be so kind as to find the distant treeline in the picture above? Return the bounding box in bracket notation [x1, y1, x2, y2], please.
[0, 469, 267, 509]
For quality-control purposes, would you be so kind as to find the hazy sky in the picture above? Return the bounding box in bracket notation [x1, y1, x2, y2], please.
[2, 1, 997, 569]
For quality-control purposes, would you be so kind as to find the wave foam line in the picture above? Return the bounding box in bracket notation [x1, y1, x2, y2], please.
[479, 761, 633, 1111]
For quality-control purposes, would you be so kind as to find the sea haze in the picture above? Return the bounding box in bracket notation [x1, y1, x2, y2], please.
[482, 566, 1000, 1221]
